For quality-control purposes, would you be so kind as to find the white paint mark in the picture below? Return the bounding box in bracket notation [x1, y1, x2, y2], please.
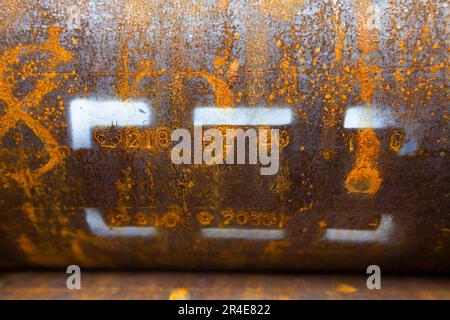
[69, 99, 151, 149]
[202, 228, 285, 240]
[366, 4, 381, 31]
[193, 107, 292, 126]
[66, 5, 81, 30]
[343, 106, 396, 129]
[323, 215, 393, 244]
[85, 208, 157, 237]
[398, 138, 419, 156]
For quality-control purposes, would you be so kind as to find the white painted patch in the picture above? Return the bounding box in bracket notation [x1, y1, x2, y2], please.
[69, 99, 151, 149]
[343, 106, 396, 129]
[202, 228, 285, 240]
[398, 138, 419, 156]
[323, 215, 393, 244]
[85, 208, 157, 237]
[193, 107, 292, 126]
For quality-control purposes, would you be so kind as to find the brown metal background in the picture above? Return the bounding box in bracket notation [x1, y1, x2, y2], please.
[0, 0, 448, 272]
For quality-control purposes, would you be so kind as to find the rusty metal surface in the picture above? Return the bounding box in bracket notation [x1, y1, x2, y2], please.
[0, 272, 449, 300]
[0, 1, 448, 271]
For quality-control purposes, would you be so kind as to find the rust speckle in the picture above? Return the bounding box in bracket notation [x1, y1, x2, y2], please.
[169, 288, 190, 300]
[337, 284, 358, 294]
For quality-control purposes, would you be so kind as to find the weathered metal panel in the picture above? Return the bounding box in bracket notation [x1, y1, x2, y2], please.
[0, 0, 448, 271]
[1, 272, 449, 299]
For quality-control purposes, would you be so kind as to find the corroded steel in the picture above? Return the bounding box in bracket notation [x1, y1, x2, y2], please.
[1, 272, 449, 299]
[0, 0, 448, 271]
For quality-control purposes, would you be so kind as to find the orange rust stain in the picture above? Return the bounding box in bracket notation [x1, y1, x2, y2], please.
[216, 0, 230, 11]
[0, 0, 23, 31]
[270, 165, 291, 201]
[70, 241, 91, 265]
[22, 202, 38, 224]
[337, 284, 358, 294]
[390, 5, 444, 139]
[18, 234, 38, 258]
[136, 60, 165, 86]
[110, 166, 134, 225]
[115, 18, 165, 101]
[345, 0, 383, 194]
[183, 23, 237, 108]
[17, 232, 68, 267]
[259, 0, 304, 21]
[0, 26, 74, 195]
[169, 288, 190, 300]
[334, 19, 345, 64]
[312, 4, 354, 127]
[345, 129, 382, 194]
[226, 58, 239, 88]
[299, 201, 314, 214]
[116, 39, 132, 100]
[263, 240, 290, 256]
[245, 13, 268, 106]
[185, 70, 235, 107]
[321, 150, 333, 161]
[353, 0, 382, 102]
[269, 37, 301, 105]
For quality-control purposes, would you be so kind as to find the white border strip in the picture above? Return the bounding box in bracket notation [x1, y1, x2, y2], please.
[85, 208, 157, 237]
[193, 107, 292, 126]
[202, 228, 285, 240]
[323, 215, 393, 244]
[343, 106, 396, 129]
